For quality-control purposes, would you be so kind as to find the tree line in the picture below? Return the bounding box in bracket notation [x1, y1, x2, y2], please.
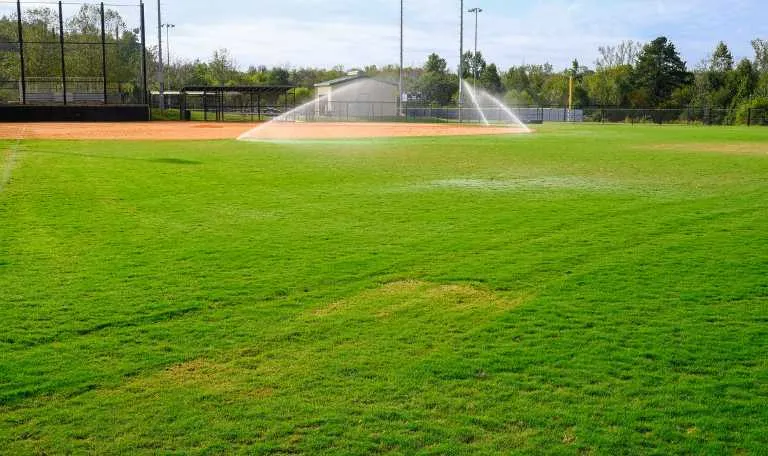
[155, 35, 768, 123]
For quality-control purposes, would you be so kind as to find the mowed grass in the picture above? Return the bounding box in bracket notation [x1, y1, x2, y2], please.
[1, 124, 767, 454]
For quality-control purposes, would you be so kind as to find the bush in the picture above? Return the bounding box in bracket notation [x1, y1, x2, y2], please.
[733, 97, 768, 125]
[151, 109, 181, 121]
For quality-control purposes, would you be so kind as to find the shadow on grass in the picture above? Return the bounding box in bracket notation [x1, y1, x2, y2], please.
[150, 158, 202, 165]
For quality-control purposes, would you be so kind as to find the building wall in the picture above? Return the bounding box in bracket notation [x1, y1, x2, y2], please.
[332, 79, 397, 119]
[315, 78, 398, 120]
[316, 86, 331, 101]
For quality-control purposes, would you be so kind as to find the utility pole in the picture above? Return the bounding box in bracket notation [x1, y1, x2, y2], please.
[163, 23, 175, 66]
[157, 0, 164, 110]
[399, 0, 403, 116]
[468, 7, 482, 87]
[458, 0, 464, 123]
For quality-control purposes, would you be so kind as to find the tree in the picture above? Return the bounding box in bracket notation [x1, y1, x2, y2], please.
[479, 63, 503, 94]
[208, 49, 238, 85]
[503, 63, 556, 105]
[596, 40, 642, 69]
[415, 72, 457, 105]
[729, 59, 758, 107]
[416, 53, 457, 105]
[424, 53, 447, 75]
[541, 74, 569, 106]
[585, 69, 620, 106]
[710, 41, 734, 72]
[632, 37, 692, 106]
[462, 51, 486, 81]
[268, 67, 290, 85]
[699, 42, 736, 108]
[752, 38, 768, 73]
[504, 89, 534, 106]
[503, 66, 529, 92]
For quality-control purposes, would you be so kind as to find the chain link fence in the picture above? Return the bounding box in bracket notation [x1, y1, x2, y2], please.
[576, 107, 768, 126]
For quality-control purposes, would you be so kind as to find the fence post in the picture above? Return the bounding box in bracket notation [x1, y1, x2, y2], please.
[139, 2, 148, 106]
[16, 0, 26, 104]
[747, 108, 752, 127]
[100, 2, 107, 104]
[58, 1, 67, 105]
[180, 90, 185, 120]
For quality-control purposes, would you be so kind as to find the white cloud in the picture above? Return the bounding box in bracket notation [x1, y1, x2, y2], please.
[160, 0, 766, 71]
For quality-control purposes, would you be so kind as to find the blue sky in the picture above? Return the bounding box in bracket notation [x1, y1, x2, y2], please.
[150, 0, 766, 71]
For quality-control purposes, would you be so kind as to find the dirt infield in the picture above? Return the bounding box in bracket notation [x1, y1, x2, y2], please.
[0, 121, 529, 141]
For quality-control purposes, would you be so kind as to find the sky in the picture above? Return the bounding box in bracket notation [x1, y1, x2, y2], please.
[146, 0, 766, 71]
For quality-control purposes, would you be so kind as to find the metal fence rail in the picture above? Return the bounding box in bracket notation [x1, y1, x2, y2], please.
[151, 90, 768, 126]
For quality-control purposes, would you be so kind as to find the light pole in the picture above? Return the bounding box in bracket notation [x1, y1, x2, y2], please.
[467, 7, 482, 87]
[458, 0, 464, 123]
[399, 0, 403, 115]
[156, 0, 164, 110]
[163, 23, 175, 66]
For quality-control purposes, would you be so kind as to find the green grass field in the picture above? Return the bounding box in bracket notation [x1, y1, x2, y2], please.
[1, 124, 767, 454]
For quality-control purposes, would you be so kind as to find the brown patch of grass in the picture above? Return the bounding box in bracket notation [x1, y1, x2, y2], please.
[644, 142, 768, 156]
[120, 359, 273, 399]
[424, 283, 525, 311]
[309, 280, 526, 318]
[311, 280, 423, 317]
[562, 427, 577, 445]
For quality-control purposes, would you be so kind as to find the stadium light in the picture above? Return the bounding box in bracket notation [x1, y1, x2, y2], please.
[467, 7, 482, 87]
[163, 23, 175, 66]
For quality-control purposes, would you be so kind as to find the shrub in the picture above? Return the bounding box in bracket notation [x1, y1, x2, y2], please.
[733, 97, 768, 125]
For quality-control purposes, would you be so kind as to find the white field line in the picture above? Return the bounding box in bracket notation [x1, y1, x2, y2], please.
[0, 128, 26, 194]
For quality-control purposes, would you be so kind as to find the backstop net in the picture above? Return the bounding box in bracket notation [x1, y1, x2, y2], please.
[0, 0, 147, 105]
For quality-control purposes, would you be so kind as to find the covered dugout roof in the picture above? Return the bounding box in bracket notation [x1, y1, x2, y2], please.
[180, 85, 295, 94]
[315, 75, 397, 88]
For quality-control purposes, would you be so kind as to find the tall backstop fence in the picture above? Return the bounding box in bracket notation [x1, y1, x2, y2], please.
[0, 0, 148, 120]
